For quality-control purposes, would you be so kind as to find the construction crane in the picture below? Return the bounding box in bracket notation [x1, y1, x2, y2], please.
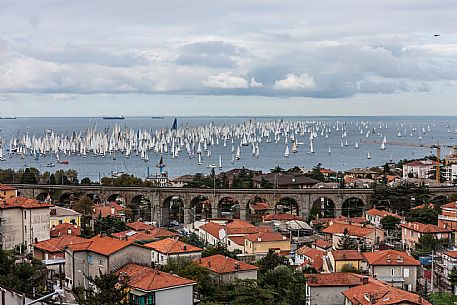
[361, 140, 453, 183]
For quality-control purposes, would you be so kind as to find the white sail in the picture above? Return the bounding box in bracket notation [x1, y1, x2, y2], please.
[218, 155, 222, 169]
[367, 152, 371, 159]
[291, 141, 298, 153]
[284, 144, 290, 157]
[235, 146, 241, 160]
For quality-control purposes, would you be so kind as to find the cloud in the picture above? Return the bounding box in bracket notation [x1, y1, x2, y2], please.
[203, 72, 249, 89]
[175, 41, 245, 68]
[273, 73, 316, 90]
[249, 77, 263, 88]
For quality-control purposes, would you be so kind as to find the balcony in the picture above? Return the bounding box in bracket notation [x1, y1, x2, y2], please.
[438, 215, 457, 221]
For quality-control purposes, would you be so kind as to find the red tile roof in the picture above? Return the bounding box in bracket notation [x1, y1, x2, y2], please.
[363, 250, 419, 266]
[0, 184, 17, 191]
[116, 263, 195, 291]
[297, 246, 325, 270]
[225, 219, 255, 228]
[92, 202, 124, 218]
[34, 235, 88, 253]
[112, 227, 178, 242]
[197, 254, 257, 274]
[442, 201, 457, 209]
[50, 223, 81, 237]
[67, 235, 132, 256]
[144, 238, 203, 254]
[323, 223, 375, 237]
[250, 202, 270, 211]
[126, 221, 156, 231]
[199, 222, 224, 238]
[0, 196, 54, 209]
[400, 222, 451, 234]
[245, 232, 288, 243]
[262, 213, 301, 221]
[313, 239, 332, 249]
[403, 160, 439, 167]
[228, 236, 246, 246]
[366, 208, 400, 218]
[411, 203, 435, 210]
[342, 280, 432, 305]
[445, 251, 457, 259]
[331, 250, 365, 261]
[305, 273, 364, 287]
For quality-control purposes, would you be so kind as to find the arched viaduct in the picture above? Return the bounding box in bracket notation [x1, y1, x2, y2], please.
[13, 184, 457, 226]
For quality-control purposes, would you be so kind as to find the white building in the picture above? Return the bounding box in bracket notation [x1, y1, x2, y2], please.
[144, 237, 203, 265]
[0, 196, 53, 252]
[402, 160, 439, 179]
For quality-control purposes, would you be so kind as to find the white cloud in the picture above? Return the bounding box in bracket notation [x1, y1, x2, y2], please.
[273, 73, 316, 90]
[249, 77, 263, 88]
[203, 72, 249, 89]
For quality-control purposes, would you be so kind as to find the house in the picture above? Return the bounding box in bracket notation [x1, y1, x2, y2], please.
[170, 174, 196, 187]
[112, 227, 178, 243]
[249, 202, 272, 220]
[293, 246, 325, 272]
[402, 159, 440, 179]
[365, 208, 401, 227]
[344, 168, 382, 179]
[305, 273, 367, 305]
[0, 184, 17, 199]
[253, 172, 320, 188]
[197, 254, 258, 284]
[117, 263, 195, 305]
[227, 236, 246, 252]
[342, 279, 432, 305]
[327, 250, 365, 272]
[322, 222, 385, 249]
[50, 223, 81, 237]
[244, 232, 290, 259]
[400, 222, 452, 250]
[198, 221, 225, 245]
[262, 213, 301, 222]
[362, 249, 420, 291]
[49, 206, 81, 228]
[438, 201, 457, 231]
[34, 235, 88, 260]
[91, 202, 125, 225]
[144, 238, 203, 265]
[433, 250, 457, 292]
[312, 239, 332, 252]
[0, 196, 53, 252]
[64, 235, 150, 290]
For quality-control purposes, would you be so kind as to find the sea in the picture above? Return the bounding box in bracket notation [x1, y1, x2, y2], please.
[0, 116, 456, 181]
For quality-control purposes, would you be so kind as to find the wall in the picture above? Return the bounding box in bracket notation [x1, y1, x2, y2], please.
[151, 250, 202, 265]
[244, 239, 291, 255]
[218, 270, 257, 284]
[308, 286, 352, 305]
[372, 265, 417, 291]
[0, 285, 52, 305]
[155, 285, 194, 305]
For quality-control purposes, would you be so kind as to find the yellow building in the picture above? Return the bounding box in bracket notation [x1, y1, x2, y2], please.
[0, 185, 17, 200]
[50, 206, 81, 228]
[328, 250, 365, 272]
[244, 232, 290, 259]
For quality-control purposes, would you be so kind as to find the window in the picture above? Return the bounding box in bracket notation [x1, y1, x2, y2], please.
[24, 211, 27, 219]
[88, 255, 93, 264]
[404, 268, 410, 278]
[99, 258, 103, 266]
[391, 268, 395, 276]
[129, 293, 155, 305]
[70, 219, 76, 224]
[59, 220, 63, 224]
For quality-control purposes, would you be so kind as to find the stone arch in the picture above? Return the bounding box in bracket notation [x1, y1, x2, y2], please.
[311, 197, 336, 218]
[84, 193, 101, 204]
[106, 193, 123, 203]
[162, 195, 185, 225]
[218, 196, 240, 219]
[128, 194, 151, 221]
[275, 196, 299, 215]
[189, 195, 212, 222]
[246, 196, 272, 221]
[59, 192, 82, 205]
[36, 192, 51, 202]
[342, 197, 365, 217]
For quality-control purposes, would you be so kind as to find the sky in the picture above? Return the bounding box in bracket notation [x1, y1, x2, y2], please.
[0, 0, 457, 116]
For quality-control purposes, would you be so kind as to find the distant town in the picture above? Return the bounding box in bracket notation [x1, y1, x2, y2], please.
[0, 148, 457, 304]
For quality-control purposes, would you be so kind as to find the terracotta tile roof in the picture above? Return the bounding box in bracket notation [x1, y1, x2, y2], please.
[116, 263, 195, 291]
[0, 184, 16, 191]
[245, 232, 288, 243]
[331, 250, 365, 261]
[262, 213, 301, 221]
[322, 223, 375, 237]
[313, 239, 332, 249]
[342, 280, 432, 305]
[92, 202, 124, 218]
[225, 219, 255, 228]
[50, 223, 81, 237]
[34, 235, 88, 253]
[226, 225, 272, 235]
[442, 201, 457, 209]
[199, 222, 224, 238]
[403, 160, 439, 167]
[197, 254, 257, 274]
[297, 246, 324, 270]
[0, 196, 54, 209]
[305, 273, 364, 287]
[366, 208, 400, 218]
[411, 203, 435, 210]
[112, 227, 177, 242]
[445, 251, 457, 259]
[363, 250, 419, 266]
[400, 222, 451, 234]
[250, 202, 270, 211]
[50, 206, 81, 217]
[228, 236, 246, 246]
[144, 238, 203, 254]
[67, 235, 132, 256]
[126, 221, 155, 231]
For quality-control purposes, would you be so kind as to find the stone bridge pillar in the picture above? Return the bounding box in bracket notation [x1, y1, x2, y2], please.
[145, 192, 162, 225]
[239, 198, 249, 221]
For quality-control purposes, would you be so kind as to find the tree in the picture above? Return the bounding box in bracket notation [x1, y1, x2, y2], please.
[406, 206, 439, 225]
[429, 292, 457, 305]
[415, 233, 437, 255]
[340, 263, 360, 273]
[449, 267, 457, 295]
[81, 177, 92, 185]
[74, 196, 94, 237]
[20, 168, 38, 184]
[304, 163, 325, 182]
[380, 215, 401, 231]
[74, 272, 127, 305]
[270, 166, 285, 173]
[256, 249, 289, 274]
[337, 228, 357, 250]
[260, 265, 307, 305]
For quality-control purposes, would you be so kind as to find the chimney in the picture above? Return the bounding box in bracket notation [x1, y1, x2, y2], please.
[208, 261, 211, 267]
[282, 236, 287, 240]
[68, 228, 72, 235]
[257, 237, 262, 242]
[235, 262, 240, 270]
[397, 255, 403, 263]
[50, 208, 56, 215]
[183, 245, 187, 251]
[362, 276, 369, 285]
[111, 207, 115, 215]
[386, 255, 391, 263]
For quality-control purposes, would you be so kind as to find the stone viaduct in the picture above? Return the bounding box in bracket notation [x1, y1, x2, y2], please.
[13, 184, 457, 226]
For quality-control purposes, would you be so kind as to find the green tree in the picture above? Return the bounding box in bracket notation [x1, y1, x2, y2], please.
[380, 215, 401, 231]
[429, 292, 457, 305]
[406, 206, 439, 225]
[20, 168, 38, 184]
[81, 177, 92, 185]
[415, 233, 437, 255]
[74, 272, 127, 305]
[449, 267, 457, 295]
[340, 263, 360, 273]
[270, 166, 285, 173]
[260, 265, 307, 305]
[256, 249, 289, 274]
[337, 228, 357, 250]
[74, 196, 94, 237]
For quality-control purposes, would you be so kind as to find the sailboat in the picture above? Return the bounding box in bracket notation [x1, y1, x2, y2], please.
[235, 146, 241, 160]
[218, 155, 222, 169]
[328, 146, 331, 155]
[367, 152, 371, 159]
[355, 142, 359, 149]
[197, 153, 202, 165]
[171, 118, 178, 130]
[284, 144, 290, 157]
[380, 142, 386, 150]
[291, 141, 298, 153]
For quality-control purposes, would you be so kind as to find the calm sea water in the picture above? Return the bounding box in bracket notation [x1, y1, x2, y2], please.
[0, 116, 456, 181]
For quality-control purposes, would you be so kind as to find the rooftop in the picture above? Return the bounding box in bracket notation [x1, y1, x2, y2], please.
[0, 196, 54, 210]
[50, 206, 81, 217]
[67, 234, 132, 256]
[34, 235, 88, 253]
[0, 184, 17, 191]
[322, 222, 375, 237]
[50, 223, 81, 237]
[197, 254, 258, 274]
[366, 208, 400, 218]
[112, 227, 178, 242]
[363, 250, 420, 266]
[144, 238, 203, 254]
[331, 250, 365, 261]
[245, 232, 288, 243]
[117, 263, 195, 292]
[305, 273, 364, 287]
[400, 222, 451, 234]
